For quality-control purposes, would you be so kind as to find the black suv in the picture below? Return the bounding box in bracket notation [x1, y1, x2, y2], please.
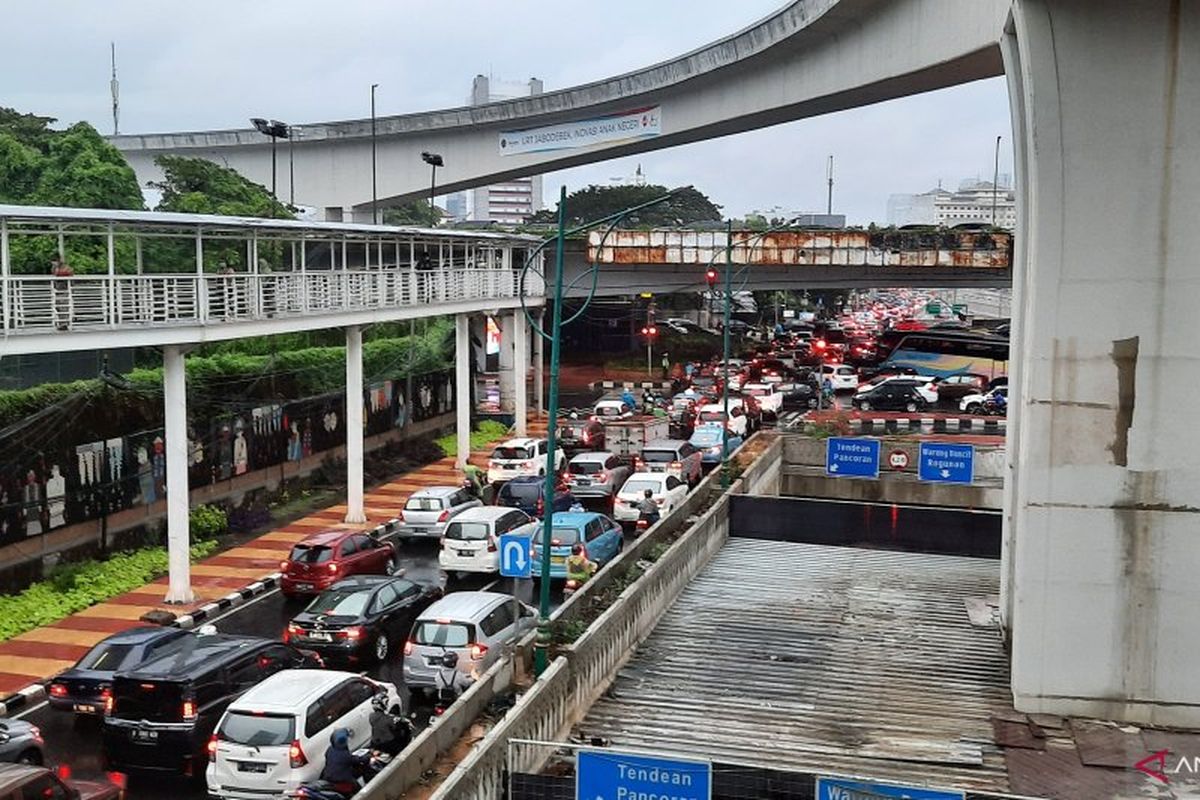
[852, 381, 929, 412]
[102, 634, 320, 776]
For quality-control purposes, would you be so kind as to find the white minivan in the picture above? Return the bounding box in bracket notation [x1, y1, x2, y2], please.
[206, 670, 401, 800]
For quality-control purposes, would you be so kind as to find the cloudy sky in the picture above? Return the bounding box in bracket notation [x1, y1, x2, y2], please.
[1, 0, 1013, 223]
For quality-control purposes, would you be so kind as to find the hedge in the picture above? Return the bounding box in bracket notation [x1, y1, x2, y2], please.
[435, 420, 509, 458]
[0, 540, 219, 643]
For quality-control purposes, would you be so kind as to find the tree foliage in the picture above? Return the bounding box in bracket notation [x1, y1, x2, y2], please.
[151, 155, 293, 219]
[383, 201, 440, 227]
[32, 123, 144, 209]
[529, 183, 723, 227]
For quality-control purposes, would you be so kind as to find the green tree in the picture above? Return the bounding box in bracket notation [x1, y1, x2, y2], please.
[529, 183, 723, 227]
[0, 107, 56, 153]
[382, 200, 439, 227]
[32, 122, 144, 210]
[0, 133, 43, 202]
[151, 155, 293, 219]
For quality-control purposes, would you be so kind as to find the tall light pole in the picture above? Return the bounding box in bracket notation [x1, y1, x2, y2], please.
[288, 126, 296, 206]
[826, 155, 834, 216]
[251, 118, 291, 214]
[991, 135, 1002, 227]
[371, 84, 380, 224]
[422, 151, 444, 225]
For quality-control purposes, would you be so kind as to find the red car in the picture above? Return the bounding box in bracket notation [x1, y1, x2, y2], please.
[280, 529, 398, 599]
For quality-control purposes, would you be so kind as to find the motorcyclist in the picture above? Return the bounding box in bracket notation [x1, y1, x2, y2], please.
[319, 728, 367, 796]
[369, 692, 410, 757]
[635, 488, 660, 526]
[462, 463, 486, 499]
[565, 544, 596, 585]
[621, 390, 637, 413]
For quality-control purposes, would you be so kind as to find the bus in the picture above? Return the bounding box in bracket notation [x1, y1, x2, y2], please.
[878, 331, 1009, 379]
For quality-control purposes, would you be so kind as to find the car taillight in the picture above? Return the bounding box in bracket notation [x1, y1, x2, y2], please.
[207, 735, 219, 762]
[536, 498, 544, 515]
[487, 536, 498, 553]
[404, 639, 414, 656]
[328, 562, 338, 573]
[289, 739, 307, 769]
[103, 691, 114, 715]
[342, 626, 364, 641]
[437, 509, 450, 523]
[670, 461, 682, 470]
[470, 643, 488, 660]
[48, 683, 67, 698]
[182, 700, 197, 721]
[284, 623, 301, 642]
[279, 560, 290, 571]
[597, 471, 608, 482]
[397, 510, 405, 522]
[654, 498, 665, 506]
[582, 430, 591, 444]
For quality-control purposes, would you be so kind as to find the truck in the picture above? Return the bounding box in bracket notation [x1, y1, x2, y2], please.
[600, 416, 671, 459]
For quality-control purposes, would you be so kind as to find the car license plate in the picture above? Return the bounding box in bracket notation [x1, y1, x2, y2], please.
[458, 550, 474, 558]
[295, 583, 313, 592]
[551, 556, 566, 566]
[575, 478, 591, 486]
[73, 703, 96, 714]
[131, 729, 158, 743]
[309, 632, 332, 642]
[238, 762, 269, 773]
[412, 527, 428, 534]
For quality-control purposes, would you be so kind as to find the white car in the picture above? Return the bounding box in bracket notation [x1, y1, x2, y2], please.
[591, 398, 635, 420]
[486, 437, 565, 484]
[741, 383, 783, 418]
[207, 670, 401, 800]
[613, 472, 689, 522]
[856, 374, 939, 405]
[696, 403, 748, 437]
[439, 507, 538, 576]
[821, 363, 860, 392]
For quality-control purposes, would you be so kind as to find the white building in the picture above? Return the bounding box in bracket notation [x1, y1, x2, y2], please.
[463, 75, 544, 224]
[887, 178, 1017, 229]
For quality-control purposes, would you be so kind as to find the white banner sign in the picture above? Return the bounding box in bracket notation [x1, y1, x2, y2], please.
[499, 106, 661, 156]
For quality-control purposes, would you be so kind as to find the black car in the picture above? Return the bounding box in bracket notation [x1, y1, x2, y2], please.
[852, 382, 929, 412]
[777, 381, 820, 410]
[557, 418, 604, 454]
[285, 575, 442, 664]
[102, 634, 320, 776]
[48, 626, 190, 716]
[495, 476, 575, 518]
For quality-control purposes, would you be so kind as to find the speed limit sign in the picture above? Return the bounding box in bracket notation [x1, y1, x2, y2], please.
[888, 450, 910, 469]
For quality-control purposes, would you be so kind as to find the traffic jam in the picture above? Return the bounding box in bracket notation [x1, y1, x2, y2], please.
[8, 291, 1007, 800]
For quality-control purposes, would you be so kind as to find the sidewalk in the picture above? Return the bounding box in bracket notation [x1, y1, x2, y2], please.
[0, 415, 547, 708]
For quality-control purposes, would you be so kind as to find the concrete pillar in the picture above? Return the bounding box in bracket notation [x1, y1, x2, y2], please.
[1004, 0, 1200, 726]
[512, 310, 528, 435]
[455, 314, 472, 470]
[498, 314, 515, 412]
[533, 309, 545, 415]
[162, 345, 194, 605]
[344, 326, 366, 524]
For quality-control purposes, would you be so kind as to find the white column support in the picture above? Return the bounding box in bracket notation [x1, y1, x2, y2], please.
[533, 309, 545, 415]
[344, 325, 367, 524]
[455, 314, 472, 470]
[512, 310, 528, 436]
[162, 345, 194, 605]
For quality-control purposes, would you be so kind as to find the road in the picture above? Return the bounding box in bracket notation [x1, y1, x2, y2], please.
[17, 539, 532, 800]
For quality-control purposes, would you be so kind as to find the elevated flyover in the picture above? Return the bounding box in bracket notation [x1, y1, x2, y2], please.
[109, 0, 1009, 217]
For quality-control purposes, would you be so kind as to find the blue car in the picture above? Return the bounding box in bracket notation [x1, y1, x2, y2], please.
[47, 626, 190, 715]
[496, 475, 575, 518]
[532, 512, 624, 579]
[689, 423, 744, 466]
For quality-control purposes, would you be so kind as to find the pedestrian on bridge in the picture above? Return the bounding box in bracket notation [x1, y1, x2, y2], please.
[50, 255, 73, 331]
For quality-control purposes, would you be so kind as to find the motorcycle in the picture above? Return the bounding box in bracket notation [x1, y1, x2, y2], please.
[429, 650, 463, 722]
[288, 741, 402, 798]
[635, 508, 660, 535]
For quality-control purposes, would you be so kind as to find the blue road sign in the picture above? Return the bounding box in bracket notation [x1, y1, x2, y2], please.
[498, 532, 533, 579]
[825, 437, 881, 479]
[577, 749, 711, 800]
[816, 776, 963, 800]
[918, 441, 975, 484]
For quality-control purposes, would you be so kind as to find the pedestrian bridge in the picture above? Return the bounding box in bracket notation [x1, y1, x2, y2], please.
[0, 205, 545, 357]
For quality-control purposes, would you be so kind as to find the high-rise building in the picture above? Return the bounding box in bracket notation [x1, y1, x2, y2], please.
[887, 178, 1017, 229]
[467, 75, 544, 224]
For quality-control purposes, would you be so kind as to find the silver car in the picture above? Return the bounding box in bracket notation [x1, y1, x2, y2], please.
[402, 591, 537, 693]
[565, 452, 633, 500]
[0, 720, 44, 765]
[397, 486, 482, 541]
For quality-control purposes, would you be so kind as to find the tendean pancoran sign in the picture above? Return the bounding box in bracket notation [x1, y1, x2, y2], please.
[499, 106, 661, 155]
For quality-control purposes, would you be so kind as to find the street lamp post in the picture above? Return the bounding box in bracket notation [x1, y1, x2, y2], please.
[371, 84, 379, 224]
[421, 152, 444, 225]
[250, 118, 291, 213]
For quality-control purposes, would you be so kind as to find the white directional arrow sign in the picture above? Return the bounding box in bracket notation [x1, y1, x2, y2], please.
[499, 533, 533, 579]
[940, 468, 951, 479]
[829, 463, 839, 472]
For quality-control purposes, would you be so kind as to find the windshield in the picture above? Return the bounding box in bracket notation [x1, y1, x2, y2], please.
[595, 405, 624, 417]
[111, 677, 184, 723]
[559, 423, 588, 437]
[671, 398, 694, 409]
[492, 447, 532, 460]
[569, 461, 604, 475]
[745, 388, 768, 397]
[640, 450, 676, 463]
[622, 479, 662, 496]
[405, 496, 445, 512]
[445, 521, 490, 540]
[549, 527, 581, 546]
[305, 590, 370, 617]
[219, 712, 295, 747]
[412, 621, 472, 647]
[77, 642, 136, 672]
[289, 544, 333, 564]
[690, 429, 723, 447]
[499, 482, 541, 502]
[699, 411, 725, 423]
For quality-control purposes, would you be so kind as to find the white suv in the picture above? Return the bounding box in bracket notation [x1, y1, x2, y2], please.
[207, 670, 401, 800]
[486, 437, 565, 484]
[741, 383, 783, 418]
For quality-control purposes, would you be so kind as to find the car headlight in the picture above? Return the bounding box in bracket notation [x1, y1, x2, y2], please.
[28, 726, 40, 738]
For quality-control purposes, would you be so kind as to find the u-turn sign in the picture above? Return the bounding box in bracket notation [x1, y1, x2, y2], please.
[498, 532, 533, 579]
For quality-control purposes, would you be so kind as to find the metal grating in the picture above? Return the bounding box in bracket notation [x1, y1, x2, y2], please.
[575, 538, 1013, 794]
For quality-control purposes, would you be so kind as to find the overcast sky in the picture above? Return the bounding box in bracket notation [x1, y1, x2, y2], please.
[1, 0, 1013, 223]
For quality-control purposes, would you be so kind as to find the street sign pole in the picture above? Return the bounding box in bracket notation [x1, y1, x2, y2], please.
[721, 220, 732, 489]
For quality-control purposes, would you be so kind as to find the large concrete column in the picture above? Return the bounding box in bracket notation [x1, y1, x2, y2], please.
[498, 314, 515, 413]
[344, 326, 366, 524]
[512, 310, 528, 436]
[1004, 0, 1200, 726]
[455, 314, 472, 470]
[162, 345, 194, 605]
[533, 309, 545, 415]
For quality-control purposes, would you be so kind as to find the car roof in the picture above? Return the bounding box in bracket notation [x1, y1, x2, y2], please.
[742, 382, 774, 389]
[497, 437, 542, 448]
[419, 591, 511, 621]
[409, 486, 459, 498]
[117, 634, 277, 680]
[595, 398, 626, 405]
[95, 625, 187, 646]
[456, 506, 519, 521]
[547, 511, 603, 527]
[296, 528, 362, 546]
[229, 669, 364, 713]
[644, 439, 688, 450]
[624, 472, 667, 483]
[326, 575, 397, 591]
[570, 451, 612, 462]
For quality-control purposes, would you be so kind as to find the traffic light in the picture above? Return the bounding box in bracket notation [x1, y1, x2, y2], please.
[705, 267, 718, 287]
[641, 325, 658, 337]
